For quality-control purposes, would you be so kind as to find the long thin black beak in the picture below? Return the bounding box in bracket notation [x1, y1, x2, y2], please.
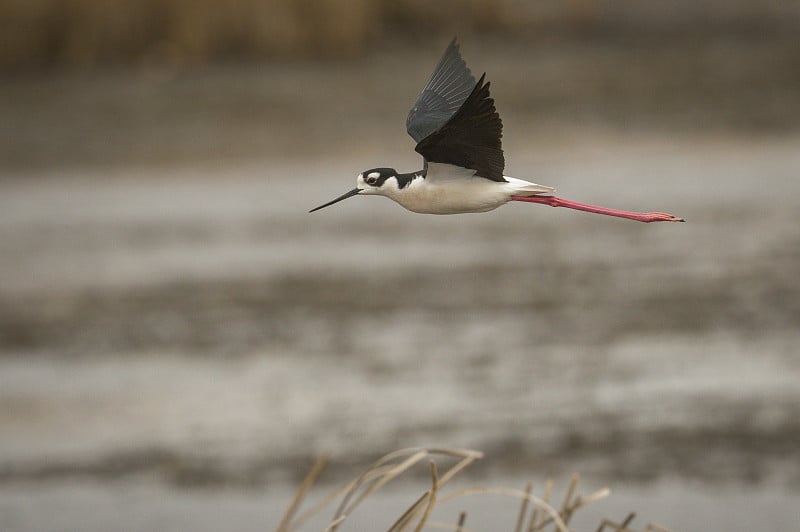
[309, 188, 361, 213]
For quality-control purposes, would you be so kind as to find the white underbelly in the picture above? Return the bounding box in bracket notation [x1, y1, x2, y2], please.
[388, 180, 510, 214]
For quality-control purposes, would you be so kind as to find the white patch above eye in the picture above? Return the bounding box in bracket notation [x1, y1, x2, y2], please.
[367, 172, 380, 179]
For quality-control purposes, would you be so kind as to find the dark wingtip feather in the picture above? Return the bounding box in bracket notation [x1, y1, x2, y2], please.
[406, 39, 478, 143]
[414, 68, 505, 181]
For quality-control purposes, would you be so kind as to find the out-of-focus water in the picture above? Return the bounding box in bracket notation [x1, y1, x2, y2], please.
[1, 131, 799, 530]
[2, 42, 800, 529]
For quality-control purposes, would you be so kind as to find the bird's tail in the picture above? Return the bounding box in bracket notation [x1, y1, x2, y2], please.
[504, 176, 555, 196]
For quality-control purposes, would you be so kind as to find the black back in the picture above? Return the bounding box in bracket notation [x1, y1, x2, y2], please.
[413, 73, 505, 182]
[406, 39, 477, 143]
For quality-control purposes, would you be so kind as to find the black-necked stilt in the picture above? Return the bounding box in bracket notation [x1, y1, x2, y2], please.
[310, 39, 684, 223]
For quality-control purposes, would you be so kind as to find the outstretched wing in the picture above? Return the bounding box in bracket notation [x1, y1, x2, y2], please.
[406, 39, 477, 143]
[413, 73, 505, 182]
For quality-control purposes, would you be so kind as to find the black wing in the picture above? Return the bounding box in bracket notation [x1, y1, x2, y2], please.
[406, 39, 477, 143]
[414, 73, 505, 182]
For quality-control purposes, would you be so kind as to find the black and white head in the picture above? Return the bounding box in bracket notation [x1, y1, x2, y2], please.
[357, 167, 399, 193]
[309, 167, 399, 212]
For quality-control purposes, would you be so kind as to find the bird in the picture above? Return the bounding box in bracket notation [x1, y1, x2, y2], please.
[310, 39, 684, 223]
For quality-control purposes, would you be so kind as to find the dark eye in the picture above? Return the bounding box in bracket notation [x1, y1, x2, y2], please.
[366, 176, 377, 185]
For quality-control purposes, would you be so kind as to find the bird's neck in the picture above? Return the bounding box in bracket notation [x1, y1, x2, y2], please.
[393, 170, 425, 190]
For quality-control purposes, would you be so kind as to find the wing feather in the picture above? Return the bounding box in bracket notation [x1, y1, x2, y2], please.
[414, 73, 505, 182]
[406, 39, 477, 143]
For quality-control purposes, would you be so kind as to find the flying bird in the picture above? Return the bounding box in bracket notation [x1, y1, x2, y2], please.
[310, 39, 683, 223]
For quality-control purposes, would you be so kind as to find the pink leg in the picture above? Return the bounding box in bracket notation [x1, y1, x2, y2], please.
[511, 195, 684, 223]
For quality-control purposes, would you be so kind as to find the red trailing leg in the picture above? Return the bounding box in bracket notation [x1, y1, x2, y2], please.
[511, 195, 684, 223]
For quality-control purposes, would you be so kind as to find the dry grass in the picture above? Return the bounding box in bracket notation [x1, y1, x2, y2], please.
[0, 0, 506, 67]
[0, 0, 376, 65]
[275, 447, 671, 532]
[3, 1, 797, 68]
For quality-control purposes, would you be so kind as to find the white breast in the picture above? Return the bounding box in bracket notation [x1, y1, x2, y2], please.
[387, 177, 508, 214]
[380, 163, 550, 214]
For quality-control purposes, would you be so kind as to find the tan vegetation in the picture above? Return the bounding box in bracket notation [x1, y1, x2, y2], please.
[1, 0, 510, 66]
[2, 0, 798, 67]
[276, 447, 671, 532]
[1, 0, 371, 65]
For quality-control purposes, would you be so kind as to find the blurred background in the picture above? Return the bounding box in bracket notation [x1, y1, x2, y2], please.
[1, 1, 800, 530]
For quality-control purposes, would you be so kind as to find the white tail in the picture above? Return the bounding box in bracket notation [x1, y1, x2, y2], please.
[504, 176, 555, 196]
